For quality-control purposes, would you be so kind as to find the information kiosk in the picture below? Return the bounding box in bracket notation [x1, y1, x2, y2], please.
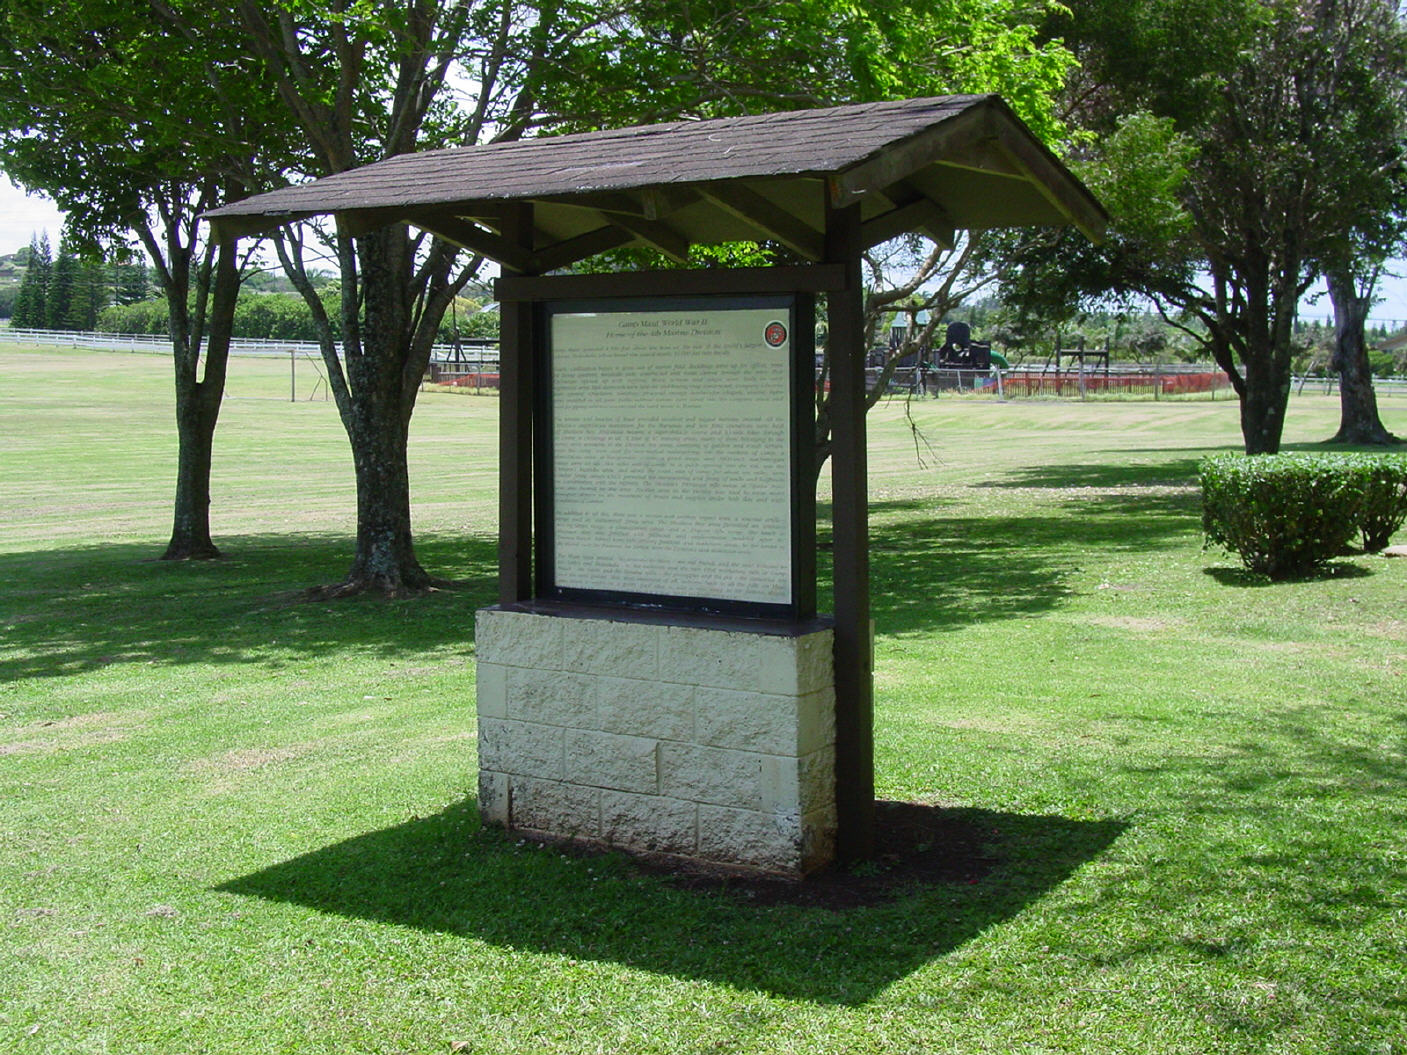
[206, 95, 1106, 874]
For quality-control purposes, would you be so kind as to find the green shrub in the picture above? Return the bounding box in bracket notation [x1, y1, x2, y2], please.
[1346, 454, 1407, 552]
[1200, 454, 1363, 578]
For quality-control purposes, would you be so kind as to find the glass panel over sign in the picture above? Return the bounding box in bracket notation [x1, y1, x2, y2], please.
[543, 296, 803, 614]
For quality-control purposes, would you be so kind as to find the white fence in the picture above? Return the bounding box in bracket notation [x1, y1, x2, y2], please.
[0, 326, 498, 366]
[5, 326, 1405, 399]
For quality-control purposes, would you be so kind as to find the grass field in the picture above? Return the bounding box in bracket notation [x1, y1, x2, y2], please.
[2, 345, 1405, 1054]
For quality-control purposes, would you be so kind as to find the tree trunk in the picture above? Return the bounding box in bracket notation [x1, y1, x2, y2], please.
[163, 384, 222, 559]
[162, 238, 237, 561]
[328, 225, 434, 595]
[1326, 269, 1400, 446]
[343, 408, 430, 594]
[1236, 333, 1294, 455]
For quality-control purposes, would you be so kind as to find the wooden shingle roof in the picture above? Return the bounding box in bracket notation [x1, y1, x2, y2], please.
[207, 95, 1105, 271]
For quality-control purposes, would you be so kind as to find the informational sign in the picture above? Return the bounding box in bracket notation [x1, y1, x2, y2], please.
[543, 297, 803, 612]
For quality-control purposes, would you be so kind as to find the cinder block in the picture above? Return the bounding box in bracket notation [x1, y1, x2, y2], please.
[759, 755, 800, 813]
[505, 667, 597, 728]
[564, 729, 659, 794]
[559, 619, 660, 679]
[474, 662, 507, 720]
[478, 718, 564, 779]
[601, 791, 697, 854]
[798, 746, 835, 814]
[508, 775, 601, 837]
[478, 769, 509, 825]
[598, 678, 695, 741]
[795, 629, 836, 696]
[697, 804, 802, 872]
[475, 609, 564, 669]
[754, 628, 834, 696]
[695, 687, 795, 754]
[796, 687, 836, 756]
[659, 743, 763, 810]
[658, 626, 764, 688]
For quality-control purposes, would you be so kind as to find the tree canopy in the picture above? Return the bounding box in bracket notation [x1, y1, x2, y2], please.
[1002, 0, 1407, 453]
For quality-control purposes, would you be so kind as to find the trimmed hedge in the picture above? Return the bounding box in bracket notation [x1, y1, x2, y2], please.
[1350, 454, 1407, 552]
[1201, 452, 1407, 578]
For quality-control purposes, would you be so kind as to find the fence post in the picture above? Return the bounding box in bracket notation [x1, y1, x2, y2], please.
[290, 349, 296, 402]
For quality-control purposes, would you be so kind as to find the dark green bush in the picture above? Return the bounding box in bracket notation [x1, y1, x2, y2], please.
[1345, 454, 1407, 552]
[1200, 454, 1363, 578]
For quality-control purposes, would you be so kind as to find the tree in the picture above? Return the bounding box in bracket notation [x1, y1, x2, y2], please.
[0, 0, 287, 559]
[9, 232, 50, 328]
[111, 257, 151, 307]
[1309, 0, 1407, 446]
[45, 238, 76, 330]
[203, 0, 557, 594]
[542, 0, 1078, 472]
[1006, 0, 1407, 454]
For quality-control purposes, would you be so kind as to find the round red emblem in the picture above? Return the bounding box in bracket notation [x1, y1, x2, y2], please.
[763, 321, 788, 347]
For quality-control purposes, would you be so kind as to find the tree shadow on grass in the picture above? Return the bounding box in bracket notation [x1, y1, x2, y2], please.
[8, 480, 1204, 678]
[216, 799, 1126, 1005]
[0, 532, 500, 681]
[862, 490, 1197, 636]
[972, 457, 1207, 491]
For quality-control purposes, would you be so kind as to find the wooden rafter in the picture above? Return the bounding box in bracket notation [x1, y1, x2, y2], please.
[698, 184, 825, 261]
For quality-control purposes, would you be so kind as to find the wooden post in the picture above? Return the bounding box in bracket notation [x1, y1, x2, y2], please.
[825, 198, 875, 862]
[498, 203, 537, 605]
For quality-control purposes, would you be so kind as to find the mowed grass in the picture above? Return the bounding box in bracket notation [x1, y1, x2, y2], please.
[2, 344, 1405, 1054]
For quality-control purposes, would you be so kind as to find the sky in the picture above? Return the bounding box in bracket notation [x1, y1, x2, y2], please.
[5, 178, 1407, 331]
[1, 178, 66, 251]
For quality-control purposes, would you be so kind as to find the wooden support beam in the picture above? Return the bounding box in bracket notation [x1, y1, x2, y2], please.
[831, 106, 996, 206]
[498, 203, 537, 605]
[992, 126, 1108, 242]
[207, 212, 311, 243]
[495, 263, 848, 302]
[411, 214, 535, 273]
[699, 184, 825, 261]
[593, 211, 691, 263]
[535, 186, 699, 220]
[825, 199, 875, 863]
[530, 225, 638, 273]
[860, 196, 956, 250]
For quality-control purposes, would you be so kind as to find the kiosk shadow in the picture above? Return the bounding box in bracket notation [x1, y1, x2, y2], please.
[217, 800, 1125, 1005]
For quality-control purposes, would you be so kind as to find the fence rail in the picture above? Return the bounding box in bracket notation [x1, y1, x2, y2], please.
[0, 326, 499, 365]
[6, 326, 1406, 400]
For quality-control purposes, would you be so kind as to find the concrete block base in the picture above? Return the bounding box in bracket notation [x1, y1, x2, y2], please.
[475, 607, 836, 875]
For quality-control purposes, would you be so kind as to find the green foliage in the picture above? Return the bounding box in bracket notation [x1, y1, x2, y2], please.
[546, 0, 1075, 139]
[1345, 454, 1407, 552]
[94, 297, 169, 336]
[10, 232, 50, 328]
[1200, 452, 1406, 577]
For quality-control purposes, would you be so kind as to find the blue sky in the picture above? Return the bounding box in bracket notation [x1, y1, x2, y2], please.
[5, 178, 1406, 331]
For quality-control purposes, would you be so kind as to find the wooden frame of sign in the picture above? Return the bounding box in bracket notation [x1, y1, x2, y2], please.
[533, 292, 816, 621]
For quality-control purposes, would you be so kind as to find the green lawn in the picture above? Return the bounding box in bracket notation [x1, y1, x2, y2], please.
[2, 345, 1405, 1054]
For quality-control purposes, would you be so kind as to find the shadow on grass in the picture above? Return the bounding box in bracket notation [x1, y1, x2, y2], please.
[973, 457, 1206, 491]
[6, 478, 1205, 679]
[217, 799, 1126, 1005]
[0, 532, 500, 681]
[1202, 562, 1376, 587]
[863, 490, 1197, 636]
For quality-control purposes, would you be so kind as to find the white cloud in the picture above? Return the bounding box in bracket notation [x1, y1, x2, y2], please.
[0, 180, 66, 252]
